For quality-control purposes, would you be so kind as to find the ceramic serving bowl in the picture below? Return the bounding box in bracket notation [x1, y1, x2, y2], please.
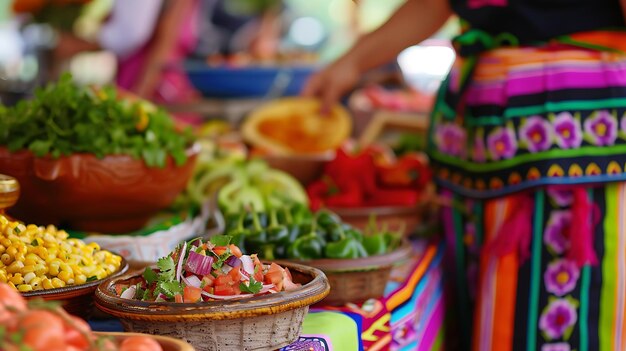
[22, 256, 128, 319]
[94, 332, 195, 351]
[0, 144, 199, 233]
[290, 241, 413, 306]
[94, 261, 329, 351]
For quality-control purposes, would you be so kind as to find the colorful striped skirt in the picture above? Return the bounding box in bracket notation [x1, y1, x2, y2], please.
[429, 32, 626, 351]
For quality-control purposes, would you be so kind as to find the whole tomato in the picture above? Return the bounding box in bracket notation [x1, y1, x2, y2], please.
[19, 310, 67, 351]
[120, 335, 163, 351]
[0, 283, 26, 326]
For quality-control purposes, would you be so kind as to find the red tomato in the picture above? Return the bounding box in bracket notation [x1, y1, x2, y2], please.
[213, 284, 235, 296]
[264, 270, 283, 291]
[0, 283, 26, 325]
[174, 294, 183, 303]
[213, 246, 228, 256]
[183, 286, 202, 303]
[202, 275, 214, 287]
[228, 266, 241, 281]
[251, 255, 264, 282]
[214, 275, 232, 287]
[64, 315, 91, 349]
[20, 310, 66, 350]
[114, 284, 128, 297]
[120, 335, 163, 351]
[229, 244, 243, 258]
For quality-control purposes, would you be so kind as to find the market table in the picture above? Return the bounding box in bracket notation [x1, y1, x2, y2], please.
[89, 240, 444, 351]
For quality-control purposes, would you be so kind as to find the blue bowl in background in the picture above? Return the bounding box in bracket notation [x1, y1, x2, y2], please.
[184, 61, 318, 98]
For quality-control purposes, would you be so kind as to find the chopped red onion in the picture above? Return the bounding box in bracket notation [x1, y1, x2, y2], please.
[225, 255, 241, 268]
[182, 275, 202, 288]
[175, 242, 187, 282]
[120, 285, 136, 299]
[240, 255, 254, 276]
[185, 251, 214, 276]
[259, 284, 275, 294]
[200, 291, 246, 300]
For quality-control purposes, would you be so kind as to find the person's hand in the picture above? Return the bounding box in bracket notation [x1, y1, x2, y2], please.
[301, 57, 361, 113]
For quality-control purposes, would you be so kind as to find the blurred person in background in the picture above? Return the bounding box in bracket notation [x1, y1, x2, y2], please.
[305, 0, 626, 350]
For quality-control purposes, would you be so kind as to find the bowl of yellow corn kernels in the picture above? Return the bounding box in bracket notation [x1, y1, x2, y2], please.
[0, 214, 128, 319]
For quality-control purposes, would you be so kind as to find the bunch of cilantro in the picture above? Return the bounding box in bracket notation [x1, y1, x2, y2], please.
[0, 74, 194, 168]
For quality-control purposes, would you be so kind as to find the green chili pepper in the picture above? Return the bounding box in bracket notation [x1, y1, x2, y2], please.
[362, 234, 388, 256]
[344, 229, 364, 243]
[316, 210, 341, 229]
[325, 223, 345, 242]
[325, 238, 367, 259]
[224, 212, 242, 232]
[246, 210, 267, 253]
[287, 219, 324, 259]
[262, 244, 276, 260]
[291, 203, 313, 224]
[267, 209, 289, 245]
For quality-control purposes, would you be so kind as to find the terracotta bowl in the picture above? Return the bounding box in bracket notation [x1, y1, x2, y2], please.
[94, 261, 330, 351]
[94, 332, 195, 351]
[0, 145, 199, 233]
[289, 242, 413, 306]
[22, 257, 128, 319]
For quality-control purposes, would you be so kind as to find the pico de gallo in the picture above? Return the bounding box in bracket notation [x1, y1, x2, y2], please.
[114, 236, 301, 303]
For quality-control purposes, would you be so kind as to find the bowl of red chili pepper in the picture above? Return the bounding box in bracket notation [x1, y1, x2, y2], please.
[306, 146, 433, 236]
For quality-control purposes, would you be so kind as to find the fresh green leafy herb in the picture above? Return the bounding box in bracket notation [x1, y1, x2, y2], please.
[14, 227, 21, 234]
[239, 277, 262, 294]
[156, 256, 176, 282]
[143, 267, 158, 284]
[86, 275, 98, 282]
[210, 235, 232, 247]
[30, 239, 38, 246]
[0, 73, 194, 168]
[156, 281, 183, 298]
[212, 249, 232, 270]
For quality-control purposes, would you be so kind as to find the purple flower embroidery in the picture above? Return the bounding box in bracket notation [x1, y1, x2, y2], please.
[544, 259, 580, 296]
[541, 343, 571, 351]
[543, 211, 571, 255]
[547, 187, 573, 207]
[487, 127, 518, 160]
[435, 124, 467, 157]
[620, 114, 626, 134]
[473, 132, 487, 162]
[520, 116, 553, 152]
[553, 112, 582, 149]
[584, 110, 617, 146]
[539, 298, 578, 340]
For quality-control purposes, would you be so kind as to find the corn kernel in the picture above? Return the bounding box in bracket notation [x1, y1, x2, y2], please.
[75, 274, 87, 285]
[9, 273, 23, 285]
[57, 270, 73, 282]
[17, 284, 32, 292]
[23, 272, 36, 284]
[42, 278, 53, 289]
[6, 261, 24, 274]
[51, 278, 65, 288]
[30, 277, 42, 290]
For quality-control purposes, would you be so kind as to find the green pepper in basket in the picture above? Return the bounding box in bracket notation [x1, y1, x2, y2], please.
[362, 234, 388, 256]
[325, 237, 368, 259]
[287, 220, 324, 260]
[267, 209, 289, 244]
[316, 210, 342, 230]
[246, 210, 267, 253]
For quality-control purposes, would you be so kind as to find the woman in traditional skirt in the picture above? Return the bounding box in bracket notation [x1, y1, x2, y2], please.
[304, 0, 626, 349]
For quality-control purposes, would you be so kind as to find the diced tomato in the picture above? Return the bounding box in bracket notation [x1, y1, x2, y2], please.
[229, 244, 243, 258]
[283, 267, 294, 281]
[213, 246, 229, 256]
[183, 286, 202, 303]
[264, 270, 283, 291]
[214, 275, 233, 287]
[202, 275, 214, 288]
[251, 255, 264, 282]
[228, 266, 241, 281]
[214, 284, 236, 296]
[282, 267, 301, 292]
[174, 294, 183, 303]
[114, 284, 128, 296]
[203, 286, 214, 294]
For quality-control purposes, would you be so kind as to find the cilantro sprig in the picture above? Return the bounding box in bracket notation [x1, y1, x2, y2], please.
[0, 74, 194, 168]
[239, 277, 262, 294]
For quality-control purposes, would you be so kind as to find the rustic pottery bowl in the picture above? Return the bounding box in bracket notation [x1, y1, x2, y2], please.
[22, 256, 128, 319]
[0, 144, 199, 233]
[94, 332, 195, 351]
[290, 241, 413, 306]
[94, 261, 329, 351]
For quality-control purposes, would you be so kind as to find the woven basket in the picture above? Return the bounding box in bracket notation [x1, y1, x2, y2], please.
[288, 242, 413, 306]
[95, 262, 329, 351]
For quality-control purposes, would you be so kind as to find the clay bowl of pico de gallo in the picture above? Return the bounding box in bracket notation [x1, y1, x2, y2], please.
[94, 238, 330, 351]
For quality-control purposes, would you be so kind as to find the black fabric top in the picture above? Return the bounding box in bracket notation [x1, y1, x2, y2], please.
[450, 0, 625, 43]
